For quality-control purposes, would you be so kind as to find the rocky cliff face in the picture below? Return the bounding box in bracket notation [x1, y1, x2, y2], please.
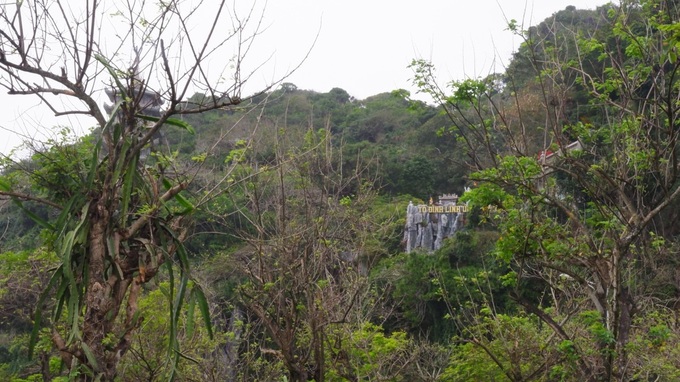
[403, 200, 463, 253]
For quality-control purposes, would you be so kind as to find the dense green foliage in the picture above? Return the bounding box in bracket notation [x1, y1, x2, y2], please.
[4, 1, 680, 381]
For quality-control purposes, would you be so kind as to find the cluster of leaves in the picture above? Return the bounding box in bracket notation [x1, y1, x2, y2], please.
[404, 1, 680, 380]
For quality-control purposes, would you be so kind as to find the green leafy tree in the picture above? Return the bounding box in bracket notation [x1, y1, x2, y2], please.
[117, 281, 225, 381]
[414, 1, 680, 380]
[326, 323, 413, 382]
[372, 229, 506, 341]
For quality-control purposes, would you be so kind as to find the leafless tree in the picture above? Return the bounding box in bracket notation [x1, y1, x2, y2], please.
[0, 1, 297, 380]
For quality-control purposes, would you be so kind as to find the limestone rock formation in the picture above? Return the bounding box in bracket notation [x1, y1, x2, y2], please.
[403, 195, 464, 253]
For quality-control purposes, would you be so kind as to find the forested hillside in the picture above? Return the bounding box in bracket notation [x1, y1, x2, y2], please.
[3, 1, 680, 381]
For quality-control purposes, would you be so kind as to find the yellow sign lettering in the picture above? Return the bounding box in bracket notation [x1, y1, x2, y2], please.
[416, 204, 468, 214]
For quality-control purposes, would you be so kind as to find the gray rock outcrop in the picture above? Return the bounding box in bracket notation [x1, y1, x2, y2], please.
[404, 199, 463, 253]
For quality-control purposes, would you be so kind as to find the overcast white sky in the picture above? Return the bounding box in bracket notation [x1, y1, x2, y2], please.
[1, 0, 612, 157]
[262, 0, 612, 98]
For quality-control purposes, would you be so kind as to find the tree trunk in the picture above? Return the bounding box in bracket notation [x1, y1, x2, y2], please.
[222, 306, 244, 381]
[83, 205, 118, 380]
